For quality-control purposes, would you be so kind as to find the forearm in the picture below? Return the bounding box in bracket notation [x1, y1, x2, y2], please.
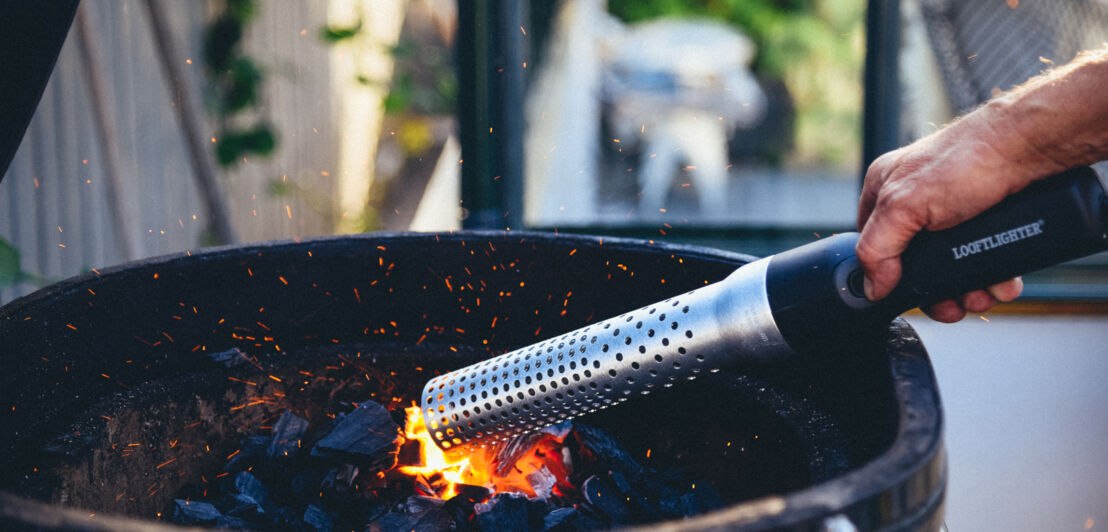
[979, 45, 1108, 189]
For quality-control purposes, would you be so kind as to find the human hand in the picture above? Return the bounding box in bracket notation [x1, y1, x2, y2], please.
[855, 108, 1036, 322]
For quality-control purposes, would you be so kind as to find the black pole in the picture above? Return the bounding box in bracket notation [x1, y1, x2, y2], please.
[862, 0, 901, 177]
[457, 0, 525, 230]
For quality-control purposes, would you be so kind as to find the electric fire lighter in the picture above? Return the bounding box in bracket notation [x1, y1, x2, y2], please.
[421, 167, 1108, 454]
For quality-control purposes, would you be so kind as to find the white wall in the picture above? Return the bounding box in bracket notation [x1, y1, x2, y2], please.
[905, 314, 1108, 532]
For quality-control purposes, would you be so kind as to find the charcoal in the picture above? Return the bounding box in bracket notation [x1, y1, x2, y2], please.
[303, 504, 335, 532]
[573, 424, 645, 478]
[404, 495, 446, 514]
[311, 401, 401, 469]
[334, 463, 359, 491]
[291, 467, 328, 500]
[449, 484, 491, 504]
[224, 493, 262, 518]
[268, 409, 310, 457]
[686, 482, 725, 513]
[582, 475, 633, 526]
[492, 422, 573, 476]
[608, 471, 660, 521]
[226, 435, 271, 472]
[542, 507, 604, 531]
[207, 347, 251, 367]
[269, 507, 306, 529]
[366, 507, 454, 532]
[443, 484, 491, 528]
[215, 515, 252, 530]
[395, 439, 422, 467]
[234, 471, 270, 507]
[526, 465, 557, 500]
[475, 492, 544, 532]
[171, 499, 223, 525]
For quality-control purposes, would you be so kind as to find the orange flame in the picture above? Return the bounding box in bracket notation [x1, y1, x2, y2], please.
[398, 406, 486, 499]
[396, 406, 578, 501]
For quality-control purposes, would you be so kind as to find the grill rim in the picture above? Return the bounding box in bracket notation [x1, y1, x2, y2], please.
[0, 230, 943, 532]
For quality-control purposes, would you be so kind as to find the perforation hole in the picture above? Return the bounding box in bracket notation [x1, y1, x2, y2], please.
[686, 330, 694, 338]
[615, 353, 623, 361]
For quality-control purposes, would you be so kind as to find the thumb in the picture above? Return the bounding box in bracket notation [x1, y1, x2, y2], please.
[855, 206, 923, 301]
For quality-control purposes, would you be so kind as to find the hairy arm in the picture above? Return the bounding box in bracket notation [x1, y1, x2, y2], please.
[856, 46, 1108, 322]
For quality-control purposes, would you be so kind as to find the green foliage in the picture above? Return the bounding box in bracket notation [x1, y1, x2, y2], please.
[383, 38, 457, 116]
[0, 238, 20, 288]
[216, 125, 276, 166]
[203, 0, 278, 168]
[320, 20, 363, 43]
[223, 58, 262, 112]
[0, 237, 40, 289]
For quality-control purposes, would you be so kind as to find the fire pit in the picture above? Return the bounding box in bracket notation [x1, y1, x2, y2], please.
[0, 231, 944, 530]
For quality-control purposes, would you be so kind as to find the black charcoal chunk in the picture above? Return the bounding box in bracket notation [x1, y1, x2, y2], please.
[303, 504, 335, 532]
[574, 424, 645, 477]
[311, 401, 401, 468]
[404, 495, 446, 514]
[171, 499, 223, 525]
[226, 435, 271, 472]
[582, 475, 633, 526]
[443, 484, 491, 526]
[608, 471, 660, 521]
[543, 507, 604, 531]
[215, 515, 252, 530]
[207, 347, 251, 367]
[475, 493, 543, 532]
[234, 471, 269, 506]
[270, 507, 303, 528]
[268, 409, 310, 457]
[366, 507, 454, 532]
[224, 493, 262, 518]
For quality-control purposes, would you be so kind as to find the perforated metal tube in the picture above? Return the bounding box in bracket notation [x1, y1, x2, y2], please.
[420, 257, 792, 454]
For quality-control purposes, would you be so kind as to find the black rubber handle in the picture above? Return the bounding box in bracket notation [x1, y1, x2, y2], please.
[876, 166, 1107, 314]
[766, 166, 1107, 355]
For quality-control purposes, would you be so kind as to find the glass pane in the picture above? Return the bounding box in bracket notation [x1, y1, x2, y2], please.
[523, 0, 865, 229]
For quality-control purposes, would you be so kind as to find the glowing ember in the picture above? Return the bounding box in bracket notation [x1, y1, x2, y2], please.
[397, 405, 484, 499]
[396, 406, 580, 502]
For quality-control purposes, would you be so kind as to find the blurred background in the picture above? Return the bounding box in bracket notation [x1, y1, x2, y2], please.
[0, 0, 1105, 530]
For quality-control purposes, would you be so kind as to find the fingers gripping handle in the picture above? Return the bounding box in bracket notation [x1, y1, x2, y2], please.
[880, 166, 1108, 312]
[766, 167, 1107, 355]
